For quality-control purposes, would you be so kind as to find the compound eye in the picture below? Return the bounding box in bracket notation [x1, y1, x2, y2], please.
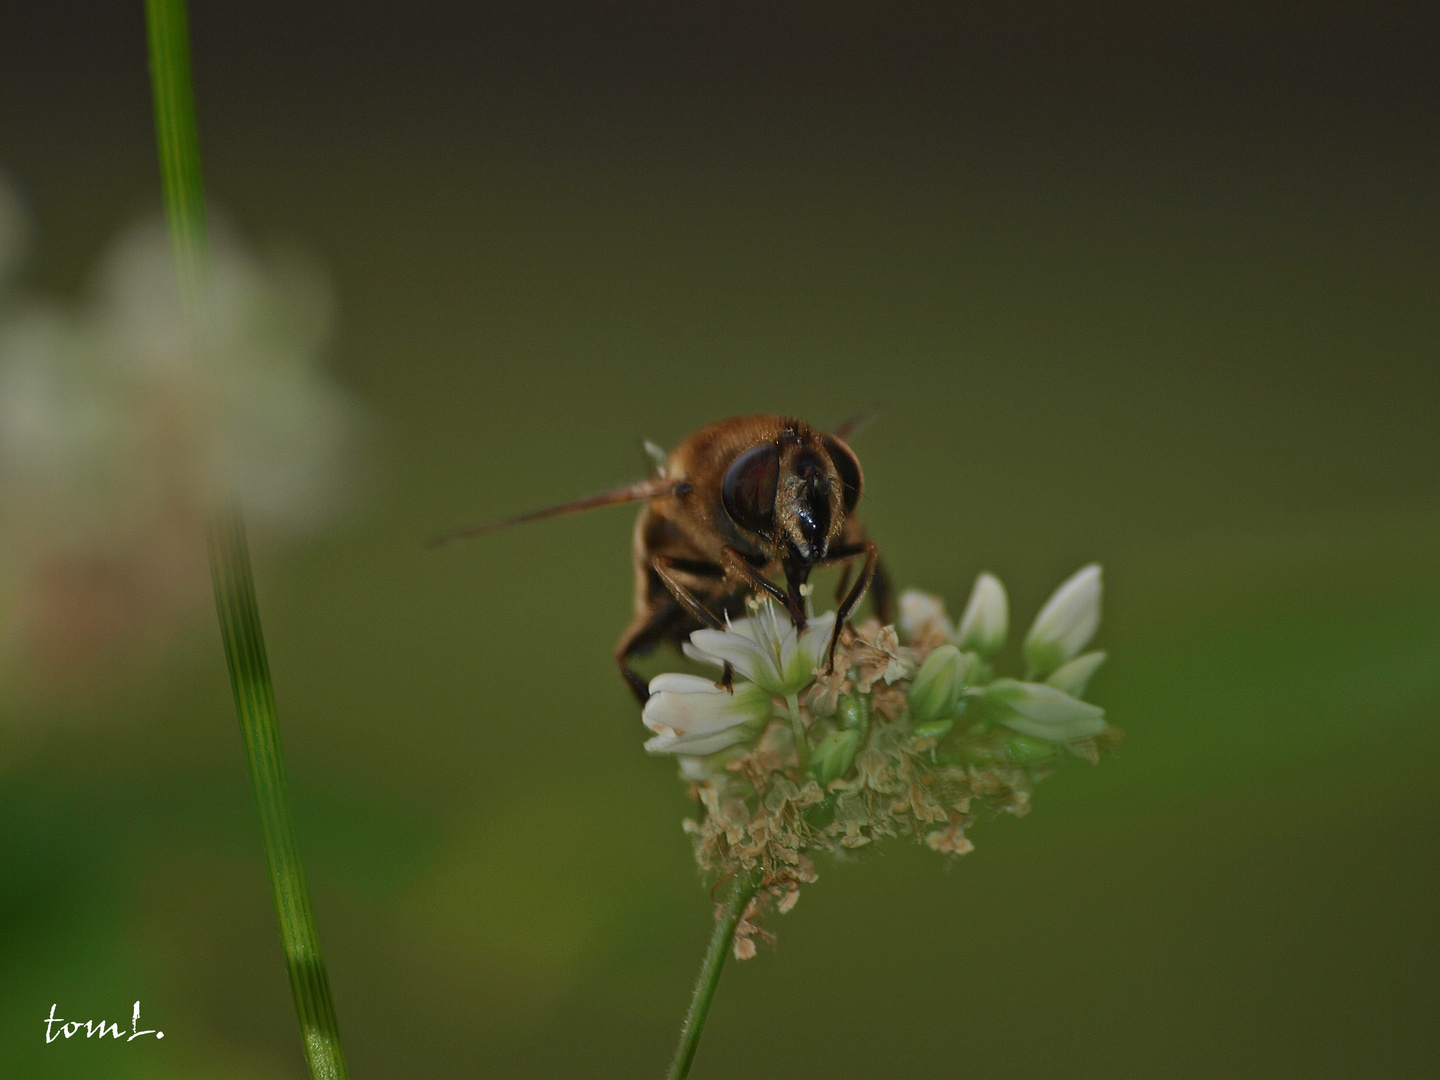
[721, 442, 780, 533]
[822, 434, 863, 514]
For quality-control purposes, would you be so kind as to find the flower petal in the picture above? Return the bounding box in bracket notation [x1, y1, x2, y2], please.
[986, 678, 1107, 741]
[786, 611, 837, 689]
[684, 630, 774, 687]
[1044, 650, 1107, 698]
[644, 727, 759, 757]
[956, 572, 1008, 657]
[646, 672, 717, 696]
[685, 603, 835, 696]
[642, 676, 773, 756]
[1024, 564, 1102, 678]
[899, 589, 955, 643]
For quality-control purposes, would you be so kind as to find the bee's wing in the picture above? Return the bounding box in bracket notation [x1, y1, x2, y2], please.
[830, 405, 881, 440]
[428, 478, 673, 548]
[640, 439, 669, 477]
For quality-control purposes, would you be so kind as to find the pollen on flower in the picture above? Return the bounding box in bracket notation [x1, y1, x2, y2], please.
[640, 574, 1119, 957]
[845, 622, 915, 691]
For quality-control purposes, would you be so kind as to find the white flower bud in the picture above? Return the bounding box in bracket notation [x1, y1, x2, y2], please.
[898, 589, 955, 643]
[642, 674, 773, 756]
[907, 644, 969, 722]
[956, 572, 1008, 658]
[984, 678, 1107, 741]
[1024, 564, 1101, 678]
[1044, 650, 1106, 698]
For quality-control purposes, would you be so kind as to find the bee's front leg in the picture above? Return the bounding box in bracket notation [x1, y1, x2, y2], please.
[815, 540, 880, 673]
[719, 546, 805, 630]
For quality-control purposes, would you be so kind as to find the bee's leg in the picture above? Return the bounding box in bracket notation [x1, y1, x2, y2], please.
[833, 563, 853, 609]
[620, 663, 650, 705]
[649, 556, 740, 694]
[616, 598, 687, 705]
[815, 540, 879, 672]
[870, 556, 892, 624]
[719, 546, 806, 629]
[651, 557, 727, 631]
[829, 532, 889, 623]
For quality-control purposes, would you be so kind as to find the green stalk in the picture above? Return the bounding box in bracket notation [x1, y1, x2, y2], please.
[666, 868, 763, 1080]
[145, 4, 350, 1079]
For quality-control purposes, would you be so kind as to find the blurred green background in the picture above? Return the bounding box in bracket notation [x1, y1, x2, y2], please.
[2, 3, 1437, 1077]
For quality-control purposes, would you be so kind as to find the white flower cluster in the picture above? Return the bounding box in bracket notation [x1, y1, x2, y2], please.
[644, 563, 1116, 957]
[642, 564, 1109, 769]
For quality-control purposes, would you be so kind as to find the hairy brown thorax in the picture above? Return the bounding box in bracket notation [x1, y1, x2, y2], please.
[430, 412, 888, 703]
[620, 414, 885, 703]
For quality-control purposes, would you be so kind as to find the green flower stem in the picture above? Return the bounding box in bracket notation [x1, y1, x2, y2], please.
[146, 4, 350, 1079]
[666, 867, 763, 1080]
[785, 691, 809, 772]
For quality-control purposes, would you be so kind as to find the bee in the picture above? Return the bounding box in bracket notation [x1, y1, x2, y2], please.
[433, 414, 890, 703]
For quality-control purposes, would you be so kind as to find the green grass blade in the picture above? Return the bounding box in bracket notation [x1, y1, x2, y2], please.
[144, 0, 208, 297]
[208, 514, 350, 1079]
[145, 4, 351, 1078]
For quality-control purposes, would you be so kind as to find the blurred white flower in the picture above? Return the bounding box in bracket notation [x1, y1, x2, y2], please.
[0, 178, 359, 704]
[956, 571, 1008, 658]
[1023, 564, 1102, 678]
[642, 674, 774, 756]
[684, 600, 836, 697]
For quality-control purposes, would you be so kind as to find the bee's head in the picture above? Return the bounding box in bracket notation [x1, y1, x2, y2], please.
[720, 425, 863, 567]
